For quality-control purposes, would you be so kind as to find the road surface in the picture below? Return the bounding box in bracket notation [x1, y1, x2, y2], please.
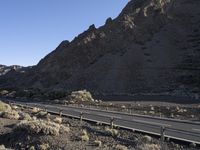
[7, 100, 200, 145]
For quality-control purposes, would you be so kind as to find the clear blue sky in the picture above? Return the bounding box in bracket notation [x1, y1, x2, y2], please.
[0, 0, 129, 66]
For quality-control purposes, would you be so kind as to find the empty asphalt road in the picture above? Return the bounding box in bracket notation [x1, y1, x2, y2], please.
[8, 100, 200, 144]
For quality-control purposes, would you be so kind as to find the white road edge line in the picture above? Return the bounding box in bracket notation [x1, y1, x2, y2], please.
[193, 128, 200, 132]
[132, 119, 171, 127]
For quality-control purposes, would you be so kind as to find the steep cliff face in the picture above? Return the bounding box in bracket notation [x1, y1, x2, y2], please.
[1, 0, 200, 96]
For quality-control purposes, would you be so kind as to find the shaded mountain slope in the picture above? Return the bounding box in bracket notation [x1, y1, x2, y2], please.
[1, 0, 200, 97]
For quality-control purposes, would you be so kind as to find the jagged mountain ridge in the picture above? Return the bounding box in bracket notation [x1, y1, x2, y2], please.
[0, 65, 25, 76]
[1, 0, 200, 97]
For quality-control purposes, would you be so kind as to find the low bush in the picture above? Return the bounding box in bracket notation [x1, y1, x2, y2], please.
[2, 110, 20, 120]
[0, 101, 11, 112]
[53, 117, 62, 124]
[139, 144, 161, 150]
[115, 144, 128, 150]
[105, 127, 118, 137]
[69, 90, 94, 102]
[19, 112, 32, 121]
[80, 130, 89, 142]
[15, 120, 61, 136]
[141, 135, 152, 143]
[94, 140, 102, 147]
[31, 107, 41, 114]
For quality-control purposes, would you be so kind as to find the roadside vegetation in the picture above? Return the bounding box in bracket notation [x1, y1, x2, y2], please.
[0, 100, 199, 149]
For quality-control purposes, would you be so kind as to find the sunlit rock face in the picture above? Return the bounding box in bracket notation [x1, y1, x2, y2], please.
[1, 0, 200, 97]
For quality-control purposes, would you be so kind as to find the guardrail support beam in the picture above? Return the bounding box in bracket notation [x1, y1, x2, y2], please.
[59, 109, 63, 117]
[161, 126, 165, 150]
[80, 112, 83, 123]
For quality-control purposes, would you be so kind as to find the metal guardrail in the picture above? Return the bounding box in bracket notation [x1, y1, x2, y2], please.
[61, 104, 200, 125]
[10, 102, 200, 146]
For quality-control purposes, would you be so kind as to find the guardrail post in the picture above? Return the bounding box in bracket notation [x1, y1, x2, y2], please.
[80, 112, 83, 123]
[110, 117, 114, 129]
[44, 106, 47, 112]
[59, 109, 63, 117]
[161, 126, 165, 150]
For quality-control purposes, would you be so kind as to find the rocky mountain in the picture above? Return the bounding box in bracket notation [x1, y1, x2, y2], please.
[0, 65, 25, 76]
[0, 0, 200, 98]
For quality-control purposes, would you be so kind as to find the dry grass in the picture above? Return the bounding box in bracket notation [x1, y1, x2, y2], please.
[141, 135, 152, 143]
[15, 118, 70, 136]
[94, 140, 102, 147]
[15, 120, 61, 136]
[20, 112, 32, 121]
[105, 127, 118, 137]
[2, 110, 20, 120]
[53, 117, 62, 124]
[38, 143, 50, 150]
[80, 129, 89, 142]
[69, 90, 94, 102]
[115, 144, 128, 150]
[139, 144, 161, 150]
[31, 107, 41, 114]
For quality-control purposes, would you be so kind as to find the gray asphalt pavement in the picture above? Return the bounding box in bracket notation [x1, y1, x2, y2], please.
[10, 101, 200, 144]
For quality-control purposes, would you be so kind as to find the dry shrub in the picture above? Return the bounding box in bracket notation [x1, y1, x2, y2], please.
[20, 112, 32, 121]
[141, 135, 152, 143]
[36, 111, 48, 118]
[105, 127, 118, 137]
[115, 144, 128, 150]
[2, 110, 20, 120]
[60, 125, 70, 133]
[31, 107, 41, 114]
[38, 143, 49, 150]
[140, 144, 161, 150]
[53, 117, 62, 124]
[0, 101, 11, 112]
[69, 90, 94, 102]
[0, 145, 6, 149]
[11, 105, 18, 110]
[80, 130, 89, 142]
[15, 119, 70, 136]
[15, 120, 60, 136]
[0, 90, 9, 96]
[94, 140, 102, 147]
[29, 146, 35, 150]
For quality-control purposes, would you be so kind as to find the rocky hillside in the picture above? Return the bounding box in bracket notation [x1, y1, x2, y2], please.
[1, 0, 200, 98]
[0, 65, 26, 76]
